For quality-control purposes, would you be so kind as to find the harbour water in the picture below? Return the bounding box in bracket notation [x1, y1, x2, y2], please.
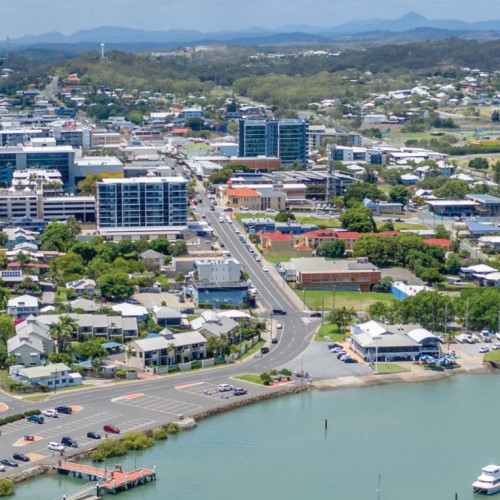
[15, 373, 500, 500]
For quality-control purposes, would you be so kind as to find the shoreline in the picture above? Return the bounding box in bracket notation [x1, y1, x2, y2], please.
[7, 364, 496, 491]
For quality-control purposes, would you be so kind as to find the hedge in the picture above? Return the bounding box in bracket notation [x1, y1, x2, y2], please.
[0, 410, 41, 427]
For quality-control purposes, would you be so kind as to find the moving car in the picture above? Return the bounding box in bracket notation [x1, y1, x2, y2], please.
[43, 409, 58, 418]
[61, 437, 79, 448]
[272, 309, 287, 315]
[260, 346, 270, 354]
[271, 337, 278, 344]
[218, 217, 224, 223]
[48, 442, 64, 452]
[218, 384, 233, 392]
[276, 322, 283, 329]
[0, 459, 18, 468]
[233, 388, 248, 396]
[27, 415, 44, 424]
[0, 465, 5, 472]
[87, 432, 101, 440]
[54, 406, 72, 415]
[103, 425, 120, 434]
[12, 453, 30, 462]
[310, 312, 322, 318]
[262, 266, 269, 272]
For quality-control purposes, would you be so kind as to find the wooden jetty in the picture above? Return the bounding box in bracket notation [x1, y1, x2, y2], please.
[55, 460, 156, 496]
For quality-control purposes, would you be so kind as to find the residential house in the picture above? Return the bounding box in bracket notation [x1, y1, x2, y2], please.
[9, 362, 82, 389]
[391, 281, 433, 300]
[126, 331, 207, 370]
[36, 314, 139, 341]
[65, 278, 96, 297]
[140, 249, 166, 268]
[111, 303, 149, 322]
[70, 298, 100, 313]
[460, 264, 498, 281]
[153, 306, 182, 327]
[7, 294, 39, 319]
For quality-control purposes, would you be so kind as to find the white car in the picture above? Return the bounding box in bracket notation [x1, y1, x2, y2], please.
[479, 346, 490, 354]
[43, 409, 58, 418]
[276, 322, 283, 329]
[218, 217, 224, 223]
[48, 442, 64, 452]
[262, 267, 269, 272]
[0, 464, 5, 472]
[218, 384, 233, 392]
[235, 228, 241, 234]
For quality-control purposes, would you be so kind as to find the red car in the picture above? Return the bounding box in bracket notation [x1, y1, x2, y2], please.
[103, 424, 120, 434]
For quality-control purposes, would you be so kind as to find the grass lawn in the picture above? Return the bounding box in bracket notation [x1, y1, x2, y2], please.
[233, 373, 264, 385]
[239, 340, 265, 361]
[484, 350, 500, 362]
[314, 323, 346, 342]
[392, 222, 428, 230]
[21, 394, 50, 402]
[375, 363, 409, 374]
[295, 216, 341, 228]
[263, 254, 292, 264]
[299, 290, 395, 311]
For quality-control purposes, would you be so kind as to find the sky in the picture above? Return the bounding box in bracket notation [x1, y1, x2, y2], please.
[3, 0, 500, 38]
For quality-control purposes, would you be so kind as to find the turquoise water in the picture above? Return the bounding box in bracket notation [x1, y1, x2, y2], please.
[16, 374, 499, 500]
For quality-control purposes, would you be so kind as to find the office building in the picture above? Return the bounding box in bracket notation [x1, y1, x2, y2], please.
[96, 176, 188, 229]
[238, 117, 308, 166]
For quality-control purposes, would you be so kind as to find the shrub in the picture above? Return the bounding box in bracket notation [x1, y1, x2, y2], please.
[166, 423, 179, 434]
[120, 431, 154, 451]
[115, 369, 127, 379]
[152, 428, 168, 440]
[0, 479, 14, 496]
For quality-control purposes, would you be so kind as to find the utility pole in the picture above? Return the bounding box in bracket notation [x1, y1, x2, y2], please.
[326, 144, 336, 202]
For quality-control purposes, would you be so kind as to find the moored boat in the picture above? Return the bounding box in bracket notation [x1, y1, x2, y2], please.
[473, 464, 500, 495]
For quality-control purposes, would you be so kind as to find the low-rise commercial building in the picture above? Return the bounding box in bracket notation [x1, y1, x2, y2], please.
[9, 363, 82, 389]
[282, 257, 380, 291]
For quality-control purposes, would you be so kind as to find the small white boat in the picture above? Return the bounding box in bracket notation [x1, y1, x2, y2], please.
[473, 464, 500, 495]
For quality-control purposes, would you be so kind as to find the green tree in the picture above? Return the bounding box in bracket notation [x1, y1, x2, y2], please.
[77, 174, 103, 196]
[275, 211, 296, 223]
[352, 234, 394, 267]
[326, 307, 356, 335]
[434, 179, 470, 199]
[492, 110, 500, 123]
[75, 339, 108, 360]
[40, 221, 74, 252]
[468, 157, 489, 170]
[0, 314, 14, 344]
[50, 315, 78, 354]
[50, 252, 86, 284]
[494, 161, 500, 184]
[149, 238, 172, 255]
[318, 240, 345, 258]
[0, 231, 8, 248]
[434, 224, 451, 240]
[97, 272, 134, 300]
[446, 253, 461, 275]
[0, 478, 15, 496]
[455, 288, 500, 331]
[174, 272, 185, 284]
[389, 185, 411, 205]
[340, 206, 376, 233]
[172, 241, 188, 257]
[420, 268, 442, 285]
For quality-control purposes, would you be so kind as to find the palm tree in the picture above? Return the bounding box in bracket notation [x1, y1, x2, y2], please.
[50, 315, 78, 353]
[66, 216, 81, 240]
[125, 344, 136, 370]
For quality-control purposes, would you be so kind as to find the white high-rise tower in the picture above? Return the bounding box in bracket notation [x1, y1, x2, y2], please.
[100, 43, 105, 59]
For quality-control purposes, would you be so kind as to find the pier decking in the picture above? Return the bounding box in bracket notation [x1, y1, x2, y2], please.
[55, 460, 156, 496]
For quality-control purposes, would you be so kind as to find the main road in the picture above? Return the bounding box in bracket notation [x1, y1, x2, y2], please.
[0, 187, 319, 471]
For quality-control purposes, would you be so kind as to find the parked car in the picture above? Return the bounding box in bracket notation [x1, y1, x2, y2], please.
[276, 322, 283, 329]
[218, 384, 233, 392]
[27, 414, 44, 424]
[233, 388, 248, 396]
[103, 425, 120, 434]
[327, 343, 342, 350]
[61, 437, 78, 448]
[344, 357, 358, 364]
[54, 406, 72, 415]
[0, 465, 5, 472]
[331, 347, 343, 354]
[48, 442, 64, 452]
[262, 266, 268, 272]
[12, 453, 29, 462]
[479, 346, 490, 353]
[310, 312, 322, 318]
[337, 351, 347, 359]
[0, 459, 18, 468]
[260, 346, 270, 354]
[126, 298, 140, 305]
[181, 308, 195, 314]
[87, 432, 101, 440]
[271, 337, 279, 344]
[43, 409, 58, 418]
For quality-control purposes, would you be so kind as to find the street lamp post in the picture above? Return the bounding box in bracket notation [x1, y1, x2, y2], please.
[54, 368, 57, 394]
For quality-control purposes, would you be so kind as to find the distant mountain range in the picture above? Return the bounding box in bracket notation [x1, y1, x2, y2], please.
[9, 12, 500, 50]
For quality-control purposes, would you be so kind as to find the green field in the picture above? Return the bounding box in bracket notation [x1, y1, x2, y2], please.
[298, 290, 395, 311]
[233, 373, 264, 385]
